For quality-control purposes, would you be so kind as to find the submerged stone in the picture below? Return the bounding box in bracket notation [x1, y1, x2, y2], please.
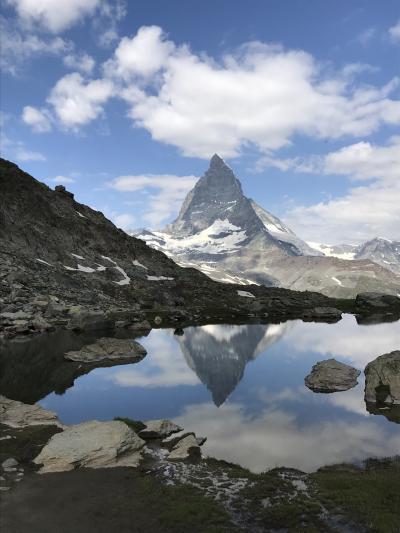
[64, 337, 146, 363]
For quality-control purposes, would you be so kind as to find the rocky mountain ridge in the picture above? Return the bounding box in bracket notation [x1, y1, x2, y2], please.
[135, 155, 400, 298]
[3, 157, 384, 340]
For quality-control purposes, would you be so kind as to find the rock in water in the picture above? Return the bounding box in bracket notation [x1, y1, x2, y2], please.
[305, 359, 360, 393]
[0, 395, 62, 428]
[138, 419, 182, 439]
[64, 337, 147, 363]
[167, 434, 201, 461]
[33, 420, 145, 473]
[364, 351, 400, 406]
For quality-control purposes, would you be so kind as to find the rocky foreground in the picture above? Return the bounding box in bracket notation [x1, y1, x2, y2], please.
[1, 380, 400, 533]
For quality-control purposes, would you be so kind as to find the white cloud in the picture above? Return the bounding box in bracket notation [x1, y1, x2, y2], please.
[94, 0, 127, 48]
[0, 130, 46, 162]
[282, 137, 400, 243]
[49, 175, 75, 184]
[323, 137, 400, 183]
[107, 330, 200, 387]
[175, 401, 400, 473]
[0, 15, 72, 75]
[111, 27, 400, 158]
[22, 105, 52, 132]
[15, 147, 46, 161]
[389, 20, 400, 43]
[104, 25, 175, 79]
[113, 213, 135, 230]
[63, 53, 95, 75]
[7, 0, 100, 33]
[47, 73, 114, 129]
[23, 25, 400, 151]
[109, 173, 198, 228]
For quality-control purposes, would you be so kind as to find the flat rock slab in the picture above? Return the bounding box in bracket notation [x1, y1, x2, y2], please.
[34, 420, 145, 473]
[139, 419, 182, 439]
[0, 395, 62, 428]
[364, 350, 400, 405]
[64, 337, 147, 363]
[305, 359, 360, 393]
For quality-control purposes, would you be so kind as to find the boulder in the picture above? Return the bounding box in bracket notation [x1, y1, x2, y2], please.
[34, 420, 145, 473]
[302, 307, 342, 323]
[356, 293, 400, 310]
[364, 351, 400, 406]
[139, 419, 182, 439]
[67, 310, 113, 332]
[0, 395, 62, 428]
[167, 434, 201, 461]
[305, 359, 360, 393]
[64, 337, 147, 364]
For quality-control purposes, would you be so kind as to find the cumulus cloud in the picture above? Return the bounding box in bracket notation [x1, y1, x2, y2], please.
[7, 0, 100, 33]
[109, 173, 198, 227]
[113, 213, 135, 230]
[104, 25, 175, 79]
[23, 25, 400, 156]
[111, 27, 400, 158]
[175, 401, 400, 472]
[47, 73, 114, 129]
[389, 20, 400, 43]
[22, 105, 52, 132]
[49, 175, 75, 184]
[0, 16, 72, 75]
[63, 53, 95, 75]
[282, 137, 400, 243]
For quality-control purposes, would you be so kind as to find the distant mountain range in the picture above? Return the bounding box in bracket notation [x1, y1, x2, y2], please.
[308, 238, 400, 274]
[134, 155, 400, 297]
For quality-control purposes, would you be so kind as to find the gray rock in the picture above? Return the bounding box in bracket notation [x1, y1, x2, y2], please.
[303, 307, 342, 323]
[64, 337, 146, 364]
[0, 395, 63, 428]
[67, 310, 114, 332]
[162, 431, 195, 450]
[356, 293, 400, 309]
[2, 458, 18, 469]
[34, 420, 145, 473]
[167, 434, 201, 461]
[305, 359, 360, 393]
[139, 419, 182, 439]
[364, 351, 400, 406]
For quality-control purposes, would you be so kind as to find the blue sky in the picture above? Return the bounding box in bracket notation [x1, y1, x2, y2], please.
[1, 0, 399, 243]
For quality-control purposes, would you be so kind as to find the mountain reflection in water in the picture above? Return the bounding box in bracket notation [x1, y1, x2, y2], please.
[2, 315, 399, 472]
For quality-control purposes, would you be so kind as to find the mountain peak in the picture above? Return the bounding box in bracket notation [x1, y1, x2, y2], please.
[209, 153, 228, 169]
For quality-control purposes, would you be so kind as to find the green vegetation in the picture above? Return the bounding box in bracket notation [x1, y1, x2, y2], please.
[312, 457, 400, 533]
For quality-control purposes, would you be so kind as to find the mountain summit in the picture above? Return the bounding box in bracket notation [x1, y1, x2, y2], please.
[135, 156, 400, 297]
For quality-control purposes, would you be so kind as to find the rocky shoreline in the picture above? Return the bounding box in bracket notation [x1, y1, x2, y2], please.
[1, 395, 399, 532]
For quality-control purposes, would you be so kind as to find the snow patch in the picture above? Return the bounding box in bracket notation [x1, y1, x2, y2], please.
[147, 275, 174, 281]
[101, 256, 131, 285]
[132, 259, 148, 270]
[71, 253, 85, 260]
[237, 290, 255, 298]
[76, 211, 86, 219]
[331, 276, 343, 286]
[36, 258, 52, 266]
[64, 264, 97, 273]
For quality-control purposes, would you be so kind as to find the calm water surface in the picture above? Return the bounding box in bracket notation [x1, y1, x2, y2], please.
[7, 315, 400, 472]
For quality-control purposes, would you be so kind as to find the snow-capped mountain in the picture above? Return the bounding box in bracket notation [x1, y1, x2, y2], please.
[308, 238, 400, 274]
[134, 155, 400, 297]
